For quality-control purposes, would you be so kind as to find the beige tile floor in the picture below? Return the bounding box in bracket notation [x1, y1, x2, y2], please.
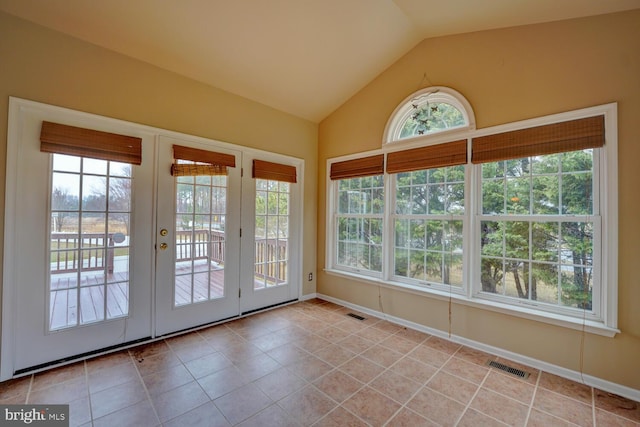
[1, 299, 638, 426]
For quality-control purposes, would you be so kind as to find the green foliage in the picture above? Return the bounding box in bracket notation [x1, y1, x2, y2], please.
[393, 165, 464, 286]
[396, 166, 464, 216]
[479, 150, 595, 309]
[336, 176, 384, 272]
[255, 180, 290, 239]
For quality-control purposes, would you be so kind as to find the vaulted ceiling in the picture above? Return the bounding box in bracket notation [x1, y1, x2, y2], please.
[2, 0, 639, 122]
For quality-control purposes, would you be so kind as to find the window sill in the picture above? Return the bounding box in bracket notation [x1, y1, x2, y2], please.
[324, 268, 619, 338]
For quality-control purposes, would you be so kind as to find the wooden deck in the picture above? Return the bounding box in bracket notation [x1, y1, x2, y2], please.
[174, 262, 225, 306]
[49, 240, 290, 330]
[48, 230, 289, 330]
[49, 272, 130, 330]
[49, 260, 275, 330]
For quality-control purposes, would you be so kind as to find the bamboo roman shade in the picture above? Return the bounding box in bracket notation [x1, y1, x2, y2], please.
[171, 145, 236, 176]
[471, 115, 605, 164]
[252, 160, 297, 183]
[329, 154, 384, 180]
[40, 121, 142, 164]
[386, 139, 467, 174]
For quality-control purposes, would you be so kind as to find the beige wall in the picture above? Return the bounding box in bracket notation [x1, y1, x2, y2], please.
[0, 12, 318, 330]
[318, 10, 640, 390]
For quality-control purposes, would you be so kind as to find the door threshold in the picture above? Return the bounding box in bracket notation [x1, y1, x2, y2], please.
[158, 314, 241, 339]
[242, 299, 299, 316]
[14, 337, 151, 377]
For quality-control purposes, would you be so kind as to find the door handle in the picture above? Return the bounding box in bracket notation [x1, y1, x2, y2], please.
[159, 242, 168, 250]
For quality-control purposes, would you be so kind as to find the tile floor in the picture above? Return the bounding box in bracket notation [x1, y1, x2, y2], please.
[1, 299, 638, 426]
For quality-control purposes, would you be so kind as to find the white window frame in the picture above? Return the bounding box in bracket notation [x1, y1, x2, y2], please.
[326, 101, 618, 337]
[388, 165, 467, 294]
[327, 151, 385, 279]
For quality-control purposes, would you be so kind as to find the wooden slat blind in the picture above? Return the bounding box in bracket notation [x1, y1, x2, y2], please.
[173, 145, 236, 167]
[253, 160, 297, 183]
[329, 154, 384, 180]
[386, 140, 467, 174]
[40, 121, 142, 165]
[471, 115, 604, 164]
[172, 145, 235, 176]
[171, 164, 228, 176]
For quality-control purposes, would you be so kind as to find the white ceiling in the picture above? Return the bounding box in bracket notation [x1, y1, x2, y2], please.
[2, 0, 639, 122]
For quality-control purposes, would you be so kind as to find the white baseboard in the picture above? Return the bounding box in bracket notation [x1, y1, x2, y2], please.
[300, 293, 318, 301]
[316, 293, 640, 403]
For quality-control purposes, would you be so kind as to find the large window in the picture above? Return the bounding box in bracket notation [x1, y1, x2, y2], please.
[393, 166, 465, 289]
[478, 150, 598, 316]
[336, 175, 384, 274]
[327, 95, 617, 334]
[330, 154, 385, 276]
[387, 139, 468, 291]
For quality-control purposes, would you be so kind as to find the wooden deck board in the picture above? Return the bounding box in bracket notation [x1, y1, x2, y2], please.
[50, 289, 74, 330]
[79, 286, 101, 324]
[107, 282, 128, 318]
[49, 263, 266, 329]
[174, 274, 193, 306]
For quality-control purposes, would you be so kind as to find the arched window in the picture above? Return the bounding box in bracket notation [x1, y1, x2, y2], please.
[383, 86, 475, 143]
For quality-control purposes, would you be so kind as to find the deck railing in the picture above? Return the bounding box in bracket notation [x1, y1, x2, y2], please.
[50, 233, 115, 274]
[51, 230, 288, 283]
[176, 230, 287, 283]
[175, 229, 226, 264]
[254, 238, 287, 283]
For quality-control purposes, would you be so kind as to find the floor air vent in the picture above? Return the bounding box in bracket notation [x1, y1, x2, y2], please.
[347, 313, 366, 321]
[487, 360, 530, 379]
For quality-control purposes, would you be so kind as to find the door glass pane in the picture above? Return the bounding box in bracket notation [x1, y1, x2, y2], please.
[254, 179, 289, 290]
[174, 160, 227, 306]
[48, 154, 132, 331]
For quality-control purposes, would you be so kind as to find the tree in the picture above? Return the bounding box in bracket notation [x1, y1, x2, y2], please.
[393, 166, 464, 285]
[337, 176, 383, 272]
[479, 151, 594, 309]
[51, 187, 78, 232]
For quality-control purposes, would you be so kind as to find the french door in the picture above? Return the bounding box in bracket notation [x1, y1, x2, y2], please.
[2, 98, 302, 379]
[154, 136, 242, 335]
[155, 142, 302, 332]
[2, 101, 155, 375]
[239, 156, 301, 313]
